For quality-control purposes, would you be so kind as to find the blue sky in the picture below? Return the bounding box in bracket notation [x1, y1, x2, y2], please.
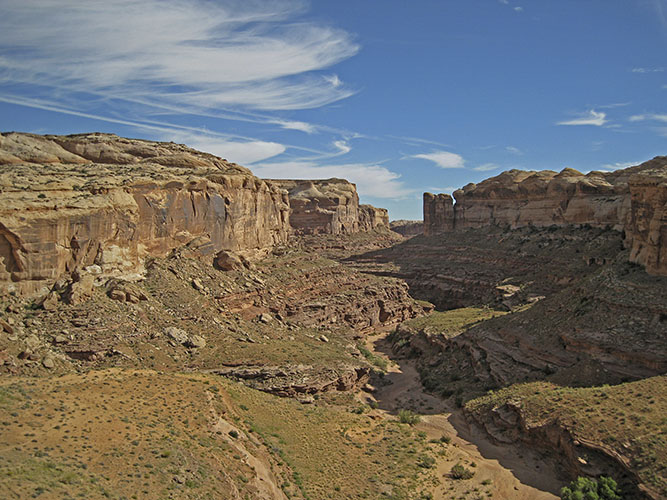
[0, 0, 665, 219]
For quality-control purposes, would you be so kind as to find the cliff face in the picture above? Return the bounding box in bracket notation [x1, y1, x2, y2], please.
[389, 220, 423, 237]
[423, 158, 667, 275]
[359, 204, 389, 231]
[423, 193, 454, 234]
[0, 133, 290, 296]
[269, 179, 388, 235]
[626, 159, 667, 276]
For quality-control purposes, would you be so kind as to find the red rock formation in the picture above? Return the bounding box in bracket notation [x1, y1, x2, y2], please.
[389, 220, 423, 237]
[359, 204, 389, 231]
[423, 158, 667, 275]
[269, 179, 389, 234]
[626, 160, 667, 276]
[0, 133, 290, 296]
[268, 179, 360, 235]
[423, 192, 454, 235]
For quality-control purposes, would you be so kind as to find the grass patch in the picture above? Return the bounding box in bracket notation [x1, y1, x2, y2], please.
[401, 307, 505, 339]
[357, 343, 389, 371]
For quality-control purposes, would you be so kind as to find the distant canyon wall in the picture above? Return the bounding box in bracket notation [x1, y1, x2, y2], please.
[268, 179, 389, 235]
[389, 220, 423, 237]
[423, 157, 667, 275]
[0, 133, 290, 296]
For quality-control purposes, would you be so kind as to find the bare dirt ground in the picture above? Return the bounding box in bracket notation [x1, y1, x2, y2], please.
[363, 329, 561, 500]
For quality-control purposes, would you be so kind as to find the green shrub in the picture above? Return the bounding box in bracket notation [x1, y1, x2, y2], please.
[397, 409, 420, 425]
[560, 476, 620, 500]
[417, 455, 435, 469]
[450, 463, 474, 480]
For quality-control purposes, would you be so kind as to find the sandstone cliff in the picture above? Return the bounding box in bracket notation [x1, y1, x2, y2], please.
[389, 220, 423, 237]
[423, 158, 667, 275]
[0, 132, 290, 296]
[359, 204, 389, 231]
[269, 179, 389, 235]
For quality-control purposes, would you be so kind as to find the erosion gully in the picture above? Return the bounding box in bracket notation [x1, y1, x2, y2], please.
[362, 328, 561, 500]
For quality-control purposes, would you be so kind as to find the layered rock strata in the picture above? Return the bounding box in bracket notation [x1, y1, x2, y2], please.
[0, 132, 290, 296]
[423, 158, 667, 275]
[269, 179, 389, 235]
[268, 179, 360, 235]
[389, 220, 423, 237]
[359, 204, 389, 231]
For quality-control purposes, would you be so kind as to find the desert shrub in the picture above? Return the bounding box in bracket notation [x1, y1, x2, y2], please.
[397, 409, 420, 425]
[559, 476, 620, 500]
[450, 463, 474, 480]
[417, 455, 435, 469]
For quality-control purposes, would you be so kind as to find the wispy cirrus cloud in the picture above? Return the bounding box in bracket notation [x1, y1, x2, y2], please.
[413, 151, 465, 169]
[473, 163, 501, 172]
[252, 161, 409, 198]
[0, 0, 359, 114]
[165, 132, 286, 165]
[557, 110, 608, 126]
[505, 146, 523, 155]
[629, 113, 667, 123]
[600, 161, 640, 171]
[631, 67, 665, 73]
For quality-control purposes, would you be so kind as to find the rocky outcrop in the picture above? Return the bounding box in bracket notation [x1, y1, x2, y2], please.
[389, 220, 423, 237]
[423, 193, 454, 234]
[210, 364, 370, 399]
[269, 179, 389, 235]
[359, 204, 389, 231]
[0, 132, 290, 296]
[625, 159, 667, 276]
[269, 179, 360, 235]
[423, 158, 667, 275]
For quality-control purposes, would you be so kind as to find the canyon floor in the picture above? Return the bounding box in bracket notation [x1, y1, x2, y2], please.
[1, 227, 665, 500]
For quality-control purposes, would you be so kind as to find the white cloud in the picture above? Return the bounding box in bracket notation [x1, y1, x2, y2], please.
[0, 0, 358, 111]
[557, 110, 608, 126]
[413, 151, 465, 169]
[333, 140, 351, 155]
[505, 146, 523, 155]
[252, 161, 409, 198]
[631, 67, 665, 73]
[499, 0, 509, 4]
[324, 74, 343, 88]
[600, 161, 639, 171]
[272, 119, 318, 134]
[162, 132, 286, 165]
[629, 113, 667, 123]
[427, 186, 457, 195]
[474, 163, 501, 172]
[514, 6, 523, 12]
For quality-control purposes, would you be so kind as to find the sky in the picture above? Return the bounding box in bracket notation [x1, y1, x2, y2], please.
[0, 0, 666, 220]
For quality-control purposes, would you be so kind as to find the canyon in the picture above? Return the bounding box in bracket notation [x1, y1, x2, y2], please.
[424, 157, 667, 276]
[0, 133, 665, 500]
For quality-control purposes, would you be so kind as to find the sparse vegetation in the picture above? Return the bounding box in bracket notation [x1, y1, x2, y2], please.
[560, 476, 621, 500]
[450, 463, 475, 480]
[397, 409, 420, 425]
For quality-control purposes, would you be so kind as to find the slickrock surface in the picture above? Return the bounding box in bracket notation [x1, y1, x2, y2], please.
[0, 133, 290, 296]
[424, 157, 667, 275]
[269, 179, 389, 235]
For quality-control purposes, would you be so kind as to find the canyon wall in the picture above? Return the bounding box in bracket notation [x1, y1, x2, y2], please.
[424, 157, 667, 275]
[269, 179, 389, 235]
[359, 204, 389, 231]
[0, 133, 290, 296]
[389, 220, 423, 237]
